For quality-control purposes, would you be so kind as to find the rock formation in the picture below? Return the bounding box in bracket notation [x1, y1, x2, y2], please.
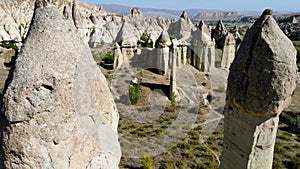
[197, 20, 211, 36]
[0, 0, 34, 42]
[221, 33, 236, 69]
[221, 9, 297, 169]
[170, 39, 179, 97]
[279, 15, 300, 40]
[0, 2, 120, 168]
[155, 30, 172, 75]
[211, 20, 228, 49]
[113, 42, 124, 69]
[168, 11, 196, 40]
[191, 25, 215, 72]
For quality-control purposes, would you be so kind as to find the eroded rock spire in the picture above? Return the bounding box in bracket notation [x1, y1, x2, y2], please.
[1, 3, 120, 169]
[220, 9, 297, 169]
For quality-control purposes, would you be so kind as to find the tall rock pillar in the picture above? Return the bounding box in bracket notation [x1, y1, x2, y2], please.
[155, 30, 171, 75]
[170, 39, 178, 96]
[1, 2, 120, 169]
[220, 9, 298, 169]
[221, 33, 236, 69]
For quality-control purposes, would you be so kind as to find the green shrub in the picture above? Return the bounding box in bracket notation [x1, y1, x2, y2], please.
[128, 83, 142, 105]
[170, 92, 176, 112]
[169, 35, 176, 40]
[176, 34, 183, 40]
[274, 142, 285, 154]
[141, 154, 153, 169]
[177, 142, 191, 149]
[102, 52, 114, 64]
[159, 160, 174, 169]
[0, 41, 18, 51]
[175, 159, 185, 167]
[141, 34, 149, 42]
[182, 150, 195, 158]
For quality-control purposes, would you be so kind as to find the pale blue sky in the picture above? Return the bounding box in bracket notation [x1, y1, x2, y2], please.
[80, 0, 300, 12]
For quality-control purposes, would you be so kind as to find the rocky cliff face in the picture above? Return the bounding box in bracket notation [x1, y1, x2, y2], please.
[0, 2, 120, 168]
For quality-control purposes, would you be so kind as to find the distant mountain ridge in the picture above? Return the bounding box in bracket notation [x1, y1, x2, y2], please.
[100, 4, 227, 18]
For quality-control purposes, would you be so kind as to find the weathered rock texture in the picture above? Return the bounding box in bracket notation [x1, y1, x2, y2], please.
[191, 24, 215, 72]
[211, 20, 228, 49]
[0, 2, 120, 169]
[168, 11, 196, 41]
[0, 0, 173, 47]
[221, 9, 297, 169]
[155, 30, 172, 75]
[0, 0, 34, 42]
[221, 33, 236, 69]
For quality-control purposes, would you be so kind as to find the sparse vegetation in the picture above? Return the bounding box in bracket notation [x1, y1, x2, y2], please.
[141, 154, 153, 169]
[0, 41, 18, 51]
[170, 92, 177, 112]
[292, 41, 300, 69]
[101, 52, 114, 64]
[169, 34, 183, 40]
[217, 85, 226, 92]
[286, 116, 300, 133]
[128, 82, 142, 105]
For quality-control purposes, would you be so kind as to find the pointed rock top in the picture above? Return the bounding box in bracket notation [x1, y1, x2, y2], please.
[155, 30, 171, 48]
[198, 20, 211, 36]
[215, 20, 227, 33]
[180, 11, 192, 24]
[115, 20, 139, 46]
[129, 7, 143, 18]
[227, 9, 298, 117]
[262, 8, 273, 16]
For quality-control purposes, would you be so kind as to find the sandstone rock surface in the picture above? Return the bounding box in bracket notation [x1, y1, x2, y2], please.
[0, 3, 120, 169]
[221, 9, 297, 169]
[168, 11, 196, 40]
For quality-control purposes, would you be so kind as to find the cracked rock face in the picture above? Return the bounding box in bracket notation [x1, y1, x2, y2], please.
[0, 3, 120, 169]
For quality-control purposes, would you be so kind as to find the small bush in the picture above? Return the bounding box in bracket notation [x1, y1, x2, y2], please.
[175, 159, 185, 167]
[159, 160, 174, 169]
[0, 41, 18, 51]
[177, 142, 191, 149]
[176, 34, 183, 40]
[170, 92, 176, 112]
[141, 34, 149, 42]
[141, 154, 153, 169]
[274, 142, 285, 154]
[182, 150, 195, 158]
[169, 35, 176, 40]
[129, 83, 142, 105]
[102, 52, 114, 64]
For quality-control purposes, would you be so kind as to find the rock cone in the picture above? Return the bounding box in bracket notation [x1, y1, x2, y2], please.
[220, 9, 297, 169]
[0, 3, 120, 169]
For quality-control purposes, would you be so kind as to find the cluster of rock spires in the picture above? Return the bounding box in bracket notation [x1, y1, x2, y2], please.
[1, 0, 120, 168]
[0, 0, 242, 74]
